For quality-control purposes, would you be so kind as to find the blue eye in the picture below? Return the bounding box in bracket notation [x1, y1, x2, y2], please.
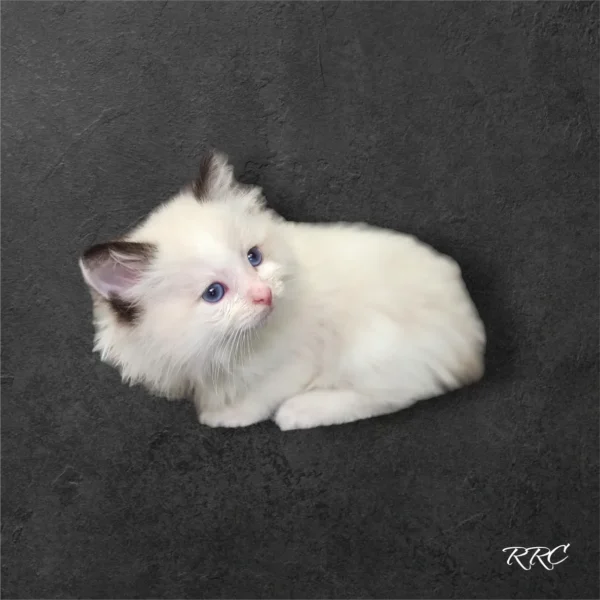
[201, 282, 226, 303]
[247, 246, 262, 267]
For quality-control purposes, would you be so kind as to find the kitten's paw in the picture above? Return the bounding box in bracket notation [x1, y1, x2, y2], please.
[274, 395, 326, 431]
[199, 407, 265, 428]
[274, 389, 388, 430]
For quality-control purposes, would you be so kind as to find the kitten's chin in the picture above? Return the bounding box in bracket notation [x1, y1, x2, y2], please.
[245, 305, 274, 331]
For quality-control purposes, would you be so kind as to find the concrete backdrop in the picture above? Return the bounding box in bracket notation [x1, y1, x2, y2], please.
[2, 2, 598, 598]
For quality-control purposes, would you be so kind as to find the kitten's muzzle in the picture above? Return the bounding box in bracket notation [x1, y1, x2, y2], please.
[248, 283, 272, 307]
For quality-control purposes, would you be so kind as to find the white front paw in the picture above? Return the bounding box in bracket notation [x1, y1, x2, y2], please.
[274, 397, 321, 431]
[199, 407, 263, 428]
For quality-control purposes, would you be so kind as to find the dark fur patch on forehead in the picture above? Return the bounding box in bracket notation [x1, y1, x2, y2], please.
[191, 152, 216, 199]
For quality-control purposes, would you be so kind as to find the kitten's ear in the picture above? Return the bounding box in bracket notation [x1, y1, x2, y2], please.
[191, 150, 267, 211]
[192, 151, 236, 200]
[79, 241, 155, 300]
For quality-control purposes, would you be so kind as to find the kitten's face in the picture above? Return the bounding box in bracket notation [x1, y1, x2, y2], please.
[80, 153, 292, 395]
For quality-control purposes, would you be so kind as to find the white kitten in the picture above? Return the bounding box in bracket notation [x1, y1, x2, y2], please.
[80, 152, 485, 430]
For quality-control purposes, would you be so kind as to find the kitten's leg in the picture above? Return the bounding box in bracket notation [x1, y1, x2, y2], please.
[193, 386, 276, 428]
[197, 361, 314, 428]
[274, 389, 398, 431]
[199, 400, 275, 428]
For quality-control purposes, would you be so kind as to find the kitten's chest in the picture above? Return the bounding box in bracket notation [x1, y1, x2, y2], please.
[201, 310, 343, 405]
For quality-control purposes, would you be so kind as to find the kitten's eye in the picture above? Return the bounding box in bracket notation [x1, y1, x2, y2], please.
[247, 246, 262, 267]
[201, 282, 226, 303]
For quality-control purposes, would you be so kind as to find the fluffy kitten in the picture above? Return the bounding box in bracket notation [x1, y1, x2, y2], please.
[79, 152, 485, 430]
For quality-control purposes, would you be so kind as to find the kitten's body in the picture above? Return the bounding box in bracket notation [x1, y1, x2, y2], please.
[81, 153, 485, 430]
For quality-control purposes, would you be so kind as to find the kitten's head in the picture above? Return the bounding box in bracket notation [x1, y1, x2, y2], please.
[79, 152, 292, 397]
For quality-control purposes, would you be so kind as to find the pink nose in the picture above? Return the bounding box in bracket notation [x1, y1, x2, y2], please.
[249, 284, 272, 307]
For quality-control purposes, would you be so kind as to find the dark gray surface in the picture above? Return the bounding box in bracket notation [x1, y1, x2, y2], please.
[2, 2, 598, 598]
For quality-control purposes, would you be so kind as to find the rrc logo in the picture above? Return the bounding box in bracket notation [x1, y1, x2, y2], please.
[502, 544, 570, 571]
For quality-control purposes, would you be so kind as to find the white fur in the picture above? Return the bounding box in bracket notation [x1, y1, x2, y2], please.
[82, 153, 485, 430]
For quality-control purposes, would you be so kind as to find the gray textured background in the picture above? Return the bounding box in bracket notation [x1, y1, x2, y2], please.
[2, 1, 598, 598]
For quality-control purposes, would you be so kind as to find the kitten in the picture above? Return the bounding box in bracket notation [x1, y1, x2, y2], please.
[79, 152, 485, 430]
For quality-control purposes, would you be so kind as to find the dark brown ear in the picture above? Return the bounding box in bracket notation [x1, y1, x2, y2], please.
[79, 241, 156, 323]
[191, 151, 236, 200]
[80, 241, 155, 300]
